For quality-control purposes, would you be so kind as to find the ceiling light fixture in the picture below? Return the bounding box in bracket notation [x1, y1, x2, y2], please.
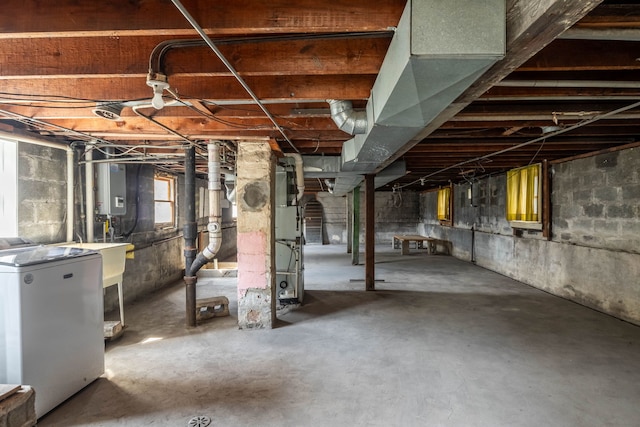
[92, 103, 123, 121]
[146, 72, 170, 110]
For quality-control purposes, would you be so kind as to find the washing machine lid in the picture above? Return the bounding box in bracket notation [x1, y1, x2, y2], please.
[0, 245, 97, 266]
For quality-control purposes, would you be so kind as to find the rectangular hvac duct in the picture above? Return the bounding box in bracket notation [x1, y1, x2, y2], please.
[340, 0, 505, 173]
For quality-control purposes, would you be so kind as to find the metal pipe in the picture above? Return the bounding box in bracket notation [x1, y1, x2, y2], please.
[352, 186, 360, 266]
[85, 145, 95, 243]
[224, 174, 237, 204]
[184, 146, 197, 327]
[188, 142, 222, 276]
[327, 100, 368, 135]
[169, 0, 300, 153]
[66, 149, 74, 242]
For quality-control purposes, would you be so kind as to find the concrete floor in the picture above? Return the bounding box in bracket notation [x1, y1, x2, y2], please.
[40, 245, 640, 427]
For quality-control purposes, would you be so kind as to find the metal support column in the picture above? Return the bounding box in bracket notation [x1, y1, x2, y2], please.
[365, 175, 375, 291]
[352, 186, 360, 266]
[346, 192, 353, 254]
[183, 146, 198, 327]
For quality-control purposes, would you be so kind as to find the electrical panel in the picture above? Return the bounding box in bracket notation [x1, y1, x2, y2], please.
[96, 163, 127, 216]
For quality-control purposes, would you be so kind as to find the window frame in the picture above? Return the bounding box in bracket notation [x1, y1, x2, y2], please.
[506, 163, 543, 231]
[0, 139, 18, 238]
[154, 173, 176, 228]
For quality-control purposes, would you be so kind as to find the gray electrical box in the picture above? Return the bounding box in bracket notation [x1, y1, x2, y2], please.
[96, 163, 127, 216]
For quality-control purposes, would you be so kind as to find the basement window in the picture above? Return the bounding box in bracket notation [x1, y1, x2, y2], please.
[437, 186, 453, 226]
[0, 139, 17, 237]
[154, 174, 175, 228]
[506, 163, 542, 230]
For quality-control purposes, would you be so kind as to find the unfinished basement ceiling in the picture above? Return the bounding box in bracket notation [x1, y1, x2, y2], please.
[0, 0, 638, 192]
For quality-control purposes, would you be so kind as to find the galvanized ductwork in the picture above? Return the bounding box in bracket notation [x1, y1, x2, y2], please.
[327, 99, 368, 135]
[330, 0, 506, 194]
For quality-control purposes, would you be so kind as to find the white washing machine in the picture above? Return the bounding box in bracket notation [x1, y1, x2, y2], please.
[0, 245, 104, 418]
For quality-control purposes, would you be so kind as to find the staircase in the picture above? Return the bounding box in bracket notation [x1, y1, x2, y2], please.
[304, 200, 323, 244]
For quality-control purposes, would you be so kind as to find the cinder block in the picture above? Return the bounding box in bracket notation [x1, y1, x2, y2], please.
[0, 386, 36, 427]
[622, 184, 640, 201]
[594, 186, 619, 202]
[196, 296, 230, 321]
[606, 204, 634, 219]
[583, 204, 604, 218]
[573, 189, 592, 203]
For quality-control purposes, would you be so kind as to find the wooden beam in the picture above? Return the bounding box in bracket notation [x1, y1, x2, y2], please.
[374, 0, 605, 172]
[0, 103, 334, 120]
[482, 85, 640, 100]
[0, 0, 405, 38]
[519, 40, 640, 71]
[0, 36, 389, 77]
[0, 74, 375, 102]
[38, 116, 342, 133]
[572, 4, 640, 29]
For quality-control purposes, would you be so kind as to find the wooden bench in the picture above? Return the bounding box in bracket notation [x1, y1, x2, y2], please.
[392, 235, 452, 255]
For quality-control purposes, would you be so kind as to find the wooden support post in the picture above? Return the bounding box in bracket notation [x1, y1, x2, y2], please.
[352, 186, 360, 265]
[365, 174, 375, 291]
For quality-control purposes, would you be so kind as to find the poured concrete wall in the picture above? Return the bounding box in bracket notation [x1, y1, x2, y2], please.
[419, 146, 640, 325]
[315, 190, 420, 244]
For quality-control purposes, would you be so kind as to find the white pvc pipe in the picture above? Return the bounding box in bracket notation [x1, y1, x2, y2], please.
[66, 150, 74, 242]
[85, 145, 95, 243]
[0, 131, 75, 242]
[202, 142, 222, 260]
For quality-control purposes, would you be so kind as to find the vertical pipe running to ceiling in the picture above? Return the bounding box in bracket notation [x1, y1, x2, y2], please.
[184, 146, 197, 327]
[85, 145, 95, 243]
[187, 141, 222, 275]
[66, 149, 74, 242]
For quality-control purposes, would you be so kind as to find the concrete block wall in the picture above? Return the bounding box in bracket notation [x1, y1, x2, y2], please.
[419, 146, 640, 325]
[17, 143, 67, 243]
[552, 148, 640, 253]
[13, 144, 237, 314]
[315, 190, 421, 244]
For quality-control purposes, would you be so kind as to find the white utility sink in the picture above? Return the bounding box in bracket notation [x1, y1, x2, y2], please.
[57, 242, 133, 328]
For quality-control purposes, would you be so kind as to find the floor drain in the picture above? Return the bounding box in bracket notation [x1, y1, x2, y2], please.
[187, 415, 211, 427]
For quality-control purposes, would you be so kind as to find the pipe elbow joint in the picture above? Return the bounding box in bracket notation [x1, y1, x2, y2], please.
[328, 99, 367, 135]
